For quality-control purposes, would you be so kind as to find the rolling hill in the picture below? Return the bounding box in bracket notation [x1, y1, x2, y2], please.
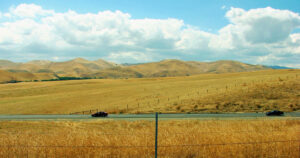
[0, 58, 118, 77]
[127, 59, 270, 77]
[0, 58, 272, 81]
[83, 67, 144, 79]
[0, 70, 58, 83]
[0, 60, 20, 68]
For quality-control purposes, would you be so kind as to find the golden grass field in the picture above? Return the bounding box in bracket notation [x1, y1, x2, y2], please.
[0, 69, 299, 114]
[0, 69, 299, 157]
[0, 70, 300, 114]
[0, 119, 299, 158]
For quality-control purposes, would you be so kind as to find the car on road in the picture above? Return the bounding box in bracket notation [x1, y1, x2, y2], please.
[266, 110, 284, 116]
[91, 111, 108, 117]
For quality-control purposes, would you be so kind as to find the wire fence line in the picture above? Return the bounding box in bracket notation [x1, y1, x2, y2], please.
[1, 139, 299, 148]
[2, 129, 296, 136]
[156, 130, 300, 135]
[1, 113, 299, 157]
[68, 129, 300, 136]
[157, 140, 300, 148]
[70, 109, 99, 115]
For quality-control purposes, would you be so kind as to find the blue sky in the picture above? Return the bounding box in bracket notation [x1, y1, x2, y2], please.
[1, 0, 299, 32]
[0, 0, 300, 67]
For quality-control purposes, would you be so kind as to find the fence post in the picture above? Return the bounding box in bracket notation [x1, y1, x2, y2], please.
[155, 112, 158, 158]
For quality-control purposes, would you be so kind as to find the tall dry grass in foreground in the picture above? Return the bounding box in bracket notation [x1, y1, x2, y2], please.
[0, 119, 299, 158]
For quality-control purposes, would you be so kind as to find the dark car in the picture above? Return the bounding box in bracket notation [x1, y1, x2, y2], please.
[266, 110, 284, 116]
[91, 111, 108, 117]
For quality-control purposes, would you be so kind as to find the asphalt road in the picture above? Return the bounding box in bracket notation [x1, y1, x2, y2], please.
[0, 112, 299, 121]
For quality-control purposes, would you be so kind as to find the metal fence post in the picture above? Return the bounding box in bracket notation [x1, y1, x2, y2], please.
[155, 112, 158, 158]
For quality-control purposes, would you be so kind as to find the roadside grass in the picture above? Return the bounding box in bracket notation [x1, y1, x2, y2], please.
[0, 69, 299, 114]
[0, 119, 299, 157]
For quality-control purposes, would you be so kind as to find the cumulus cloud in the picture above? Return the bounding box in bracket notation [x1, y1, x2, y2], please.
[225, 7, 300, 44]
[209, 7, 300, 66]
[9, 3, 54, 18]
[0, 4, 299, 67]
[176, 28, 214, 51]
[106, 51, 155, 63]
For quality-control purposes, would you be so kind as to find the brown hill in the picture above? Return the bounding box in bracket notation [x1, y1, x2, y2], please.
[127, 59, 270, 77]
[0, 58, 118, 77]
[0, 70, 57, 83]
[0, 60, 20, 68]
[199, 60, 269, 73]
[84, 67, 144, 79]
[0, 58, 271, 80]
[46, 58, 118, 77]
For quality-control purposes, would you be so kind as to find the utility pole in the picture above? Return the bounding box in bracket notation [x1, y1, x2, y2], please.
[155, 112, 158, 158]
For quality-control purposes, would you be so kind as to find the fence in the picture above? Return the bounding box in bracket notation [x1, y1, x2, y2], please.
[0, 113, 299, 157]
[70, 109, 99, 115]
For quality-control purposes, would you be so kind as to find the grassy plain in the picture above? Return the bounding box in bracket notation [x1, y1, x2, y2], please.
[0, 69, 299, 114]
[0, 119, 299, 157]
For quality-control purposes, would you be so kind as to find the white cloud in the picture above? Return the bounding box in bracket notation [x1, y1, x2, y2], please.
[106, 51, 154, 63]
[176, 28, 213, 51]
[225, 7, 300, 44]
[290, 33, 300, 46]
[3, 13, 12, 18]
[0, 4, 299, 67]
[9, 3, 54, 18]
[207, 7, 300, 67]
[52, 56, 59, 60]
[257, 54, 281, 63]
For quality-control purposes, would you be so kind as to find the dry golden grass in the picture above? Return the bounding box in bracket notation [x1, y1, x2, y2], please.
[0, 69, 299, 114]
[174, 72, 300, 113]
[0, 119, 299, 157]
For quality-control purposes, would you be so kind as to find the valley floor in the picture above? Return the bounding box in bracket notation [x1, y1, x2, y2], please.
[0, 69, 299, 114]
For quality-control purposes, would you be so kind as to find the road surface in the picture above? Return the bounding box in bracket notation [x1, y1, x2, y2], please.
[0, 112, 299, 121]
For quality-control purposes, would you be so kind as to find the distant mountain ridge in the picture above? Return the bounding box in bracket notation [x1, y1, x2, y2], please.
[0, 58, 118, 77]
[0, 58, 272, 82]
[267, 65, 294, 69]
[121, 59, 270, 78]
